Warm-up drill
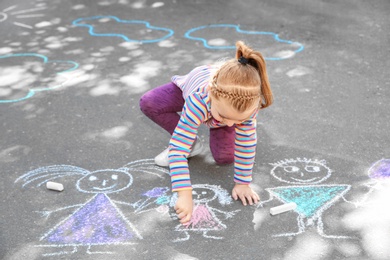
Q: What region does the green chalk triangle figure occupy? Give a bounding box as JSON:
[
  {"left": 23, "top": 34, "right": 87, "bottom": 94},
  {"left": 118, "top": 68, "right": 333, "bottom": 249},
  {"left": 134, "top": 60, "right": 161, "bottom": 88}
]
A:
[
  {"left": 265, "top": 185, "right": 351, "bottom": 238},
  {"left": 264, "top": 158, "right": 353, "bottom": 238},
  {"left": 268, "top": 185, "right": 350, "bottom": 218}
]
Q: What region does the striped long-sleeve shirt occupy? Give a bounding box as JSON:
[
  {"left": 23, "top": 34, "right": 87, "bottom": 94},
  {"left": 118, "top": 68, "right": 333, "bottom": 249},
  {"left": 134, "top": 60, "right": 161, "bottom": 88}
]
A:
[{"left": 169, "top": 65, "right": 258, "bottom": 192}]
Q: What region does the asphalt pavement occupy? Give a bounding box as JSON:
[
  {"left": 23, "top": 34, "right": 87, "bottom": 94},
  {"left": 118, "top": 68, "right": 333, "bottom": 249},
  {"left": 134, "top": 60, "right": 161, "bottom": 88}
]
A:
[{"left": 1, "top": 0, "right": 390, "bottom": 259}]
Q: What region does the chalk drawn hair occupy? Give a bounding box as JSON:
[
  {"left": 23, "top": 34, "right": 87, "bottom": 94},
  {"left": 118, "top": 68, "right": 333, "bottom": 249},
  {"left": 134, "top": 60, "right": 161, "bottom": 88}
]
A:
[
  {"left": 169, "top": 184, "right": 232, "bottom": 207},
  {"left": 270, "top": 157, "right": 329, "bottom": 167},
  {"left": 15, "top": 159, "right": 169, "bottom": 194}
]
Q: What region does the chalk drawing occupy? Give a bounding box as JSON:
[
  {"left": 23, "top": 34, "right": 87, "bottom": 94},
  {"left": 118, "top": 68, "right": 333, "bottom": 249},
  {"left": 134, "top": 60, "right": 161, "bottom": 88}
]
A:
[
  {"left": 0, "top": 53, "right": 79, "bottom": 103},
  {"left": 259, "top": 158, "right": 351, "bottom": 238},
  {"left": 342, "top": 159, "right": 390, "bottom": 259},
  {"left": 15, "top": 159, "right": 169, "bottom": 256},
  {"left": 0, "top": 4, "right": 46, "bottom": 29},
  {"left": 169, "top": 184, "right": 240, "bottom": 242},
  {"left": 368, "top": 158, "right": 390, "bottom": 180},
  {"left": 132, "top": 187, "right": 171, "bottom": 214},
  {"left": 184, "top": 24, "right": 304, "bottom": 60},
  {"left": 72, "top": 16, "right": 174, "bottom": 43},
  {"left": 349, "top": 158, "right": 390, "bottom": 207}
]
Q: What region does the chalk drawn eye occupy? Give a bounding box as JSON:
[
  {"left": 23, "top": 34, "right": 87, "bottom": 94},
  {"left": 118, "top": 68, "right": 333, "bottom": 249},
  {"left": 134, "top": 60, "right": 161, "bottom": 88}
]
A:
[
  {"left": 192, "top": 191, "right": 197, "bottom": 195},
  {"left": 202, "top": 191, "right": 207, "bottom": 195},
  {"left": 89, "top": 175, "right": 97, "bottom": 181},
  {"left": 111, "top": 174, "right": 118, "bottom": 180},
  {"left": 283, "top": 166, "right": 299, "bottom": 173},
  {"left": 305, "top": 166, "right": 321, "bottom": 172}
]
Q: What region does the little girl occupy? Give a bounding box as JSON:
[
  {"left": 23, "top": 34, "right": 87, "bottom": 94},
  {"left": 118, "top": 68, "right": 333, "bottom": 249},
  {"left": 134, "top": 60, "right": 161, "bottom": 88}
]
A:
[{"left": 140, "top": 41, "right": 273, "bottom": 224}]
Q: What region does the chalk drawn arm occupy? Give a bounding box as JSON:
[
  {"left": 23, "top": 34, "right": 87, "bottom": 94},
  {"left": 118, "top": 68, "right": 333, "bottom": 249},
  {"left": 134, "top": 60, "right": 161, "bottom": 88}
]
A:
[
  {"left": 341, "top": 182, "right": 377, "bottom": 207},
  {"left": 35, "top": 204, "right": 83, "bottom": 219},
  {"left": 257, "top": 194, "right": 274, "bottom": 208},
  {"left": 213, "top": 208, "right": 241, "bottom": 219},
  {"left": 111, "top": 199, "right": 139, "bottom": 208},
  {"left": 112, "top": 199, "right": 160, "bottom": 213}
]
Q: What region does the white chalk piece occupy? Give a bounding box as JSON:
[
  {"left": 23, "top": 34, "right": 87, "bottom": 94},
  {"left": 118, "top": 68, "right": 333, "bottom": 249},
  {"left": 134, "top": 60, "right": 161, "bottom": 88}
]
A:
[
  {"left": 270, "top": 202, "right": 297, "bottom": 215},
  {"left": 46, "top": 181, "right": 64, "bottom": 191}
]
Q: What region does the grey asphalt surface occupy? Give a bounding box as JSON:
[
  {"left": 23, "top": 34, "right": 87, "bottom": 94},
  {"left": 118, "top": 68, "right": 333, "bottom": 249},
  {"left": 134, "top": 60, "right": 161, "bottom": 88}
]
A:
[{"left": 1, "top": 0, "right": 390, "bottom": 259}]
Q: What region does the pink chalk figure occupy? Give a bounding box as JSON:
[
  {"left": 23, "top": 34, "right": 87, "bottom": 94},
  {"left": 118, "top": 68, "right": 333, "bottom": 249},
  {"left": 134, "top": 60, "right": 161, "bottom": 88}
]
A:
[
  {"left": 342, "top": 159, "right": 390, "bottom": 259},
  {"left": 170, "top": 184, "right": 239, "bottom": 242}
]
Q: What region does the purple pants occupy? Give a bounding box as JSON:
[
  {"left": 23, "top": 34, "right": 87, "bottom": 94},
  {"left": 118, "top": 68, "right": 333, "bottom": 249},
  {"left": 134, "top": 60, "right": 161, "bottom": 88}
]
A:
[{"left": 139, "top": 82, "right": 235, "bottom": 164}]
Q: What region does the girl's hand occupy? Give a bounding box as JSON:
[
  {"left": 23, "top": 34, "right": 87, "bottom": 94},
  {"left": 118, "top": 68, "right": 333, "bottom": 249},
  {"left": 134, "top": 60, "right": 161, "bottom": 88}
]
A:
[
  {"left": 232, "top": 184, "right": 260, "bottom": 206},
  {"left": 174, "top": 190, "right": 193, "bottom": 224}
]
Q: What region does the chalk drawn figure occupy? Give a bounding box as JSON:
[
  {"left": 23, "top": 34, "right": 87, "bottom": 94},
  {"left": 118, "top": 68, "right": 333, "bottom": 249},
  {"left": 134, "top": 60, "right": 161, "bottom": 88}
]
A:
[
  {"left": 259, "top": 158, "right": 351, "bottom": 238},
  {"left": 170, "top": 184, "right": 240, "bottom": 242},
  {"left": 72, "top": 16, "right": 174, "bottom": 43},
  {"left": 15, "top": 159, "right": 169, "bottom": 256},
  {"left": 133, "top": 187, "right": 171, "bottom": 214},
  {"left": 342, "top": 159, "right": 390, "bottom": 259}
]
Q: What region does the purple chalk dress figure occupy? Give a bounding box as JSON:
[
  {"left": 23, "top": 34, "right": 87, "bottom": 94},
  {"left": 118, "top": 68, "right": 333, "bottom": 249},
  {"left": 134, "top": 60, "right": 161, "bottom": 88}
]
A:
[
  {"left": 43, "top": 193, "right": 139, "bottom": 245},
  {"left": 15, "top": 160, "right": 168, "bottom": 256}
]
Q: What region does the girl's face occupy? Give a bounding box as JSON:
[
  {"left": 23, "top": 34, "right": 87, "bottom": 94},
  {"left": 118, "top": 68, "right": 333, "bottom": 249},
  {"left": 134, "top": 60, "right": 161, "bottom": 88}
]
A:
[
  {"left": 210, "top": 96, "right": 258, "bottom": 126},
  {"left": 77, "top": 169, "right": 133, "bottom": 193}
]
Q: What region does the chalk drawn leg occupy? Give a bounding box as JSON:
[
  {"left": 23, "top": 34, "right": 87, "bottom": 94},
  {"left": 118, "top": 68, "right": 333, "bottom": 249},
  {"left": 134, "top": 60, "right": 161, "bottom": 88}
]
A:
[
  {"left": 86, "top": 245, "right": 116, "bottom": 255},
  {"left": 272, "top": 215, "right": 305, "bottom": 237},
  {"left": 316, "top": 217, "right": 354, "bottom": 239},
  {"left": 203, "top": 231, "right": 223, "bottom": 240},
  {"left": 41, "top": 245, "right": 78, "bottom": 257},
  {"left": 173, "top": 231, "right": 190, "bottom": 242}
]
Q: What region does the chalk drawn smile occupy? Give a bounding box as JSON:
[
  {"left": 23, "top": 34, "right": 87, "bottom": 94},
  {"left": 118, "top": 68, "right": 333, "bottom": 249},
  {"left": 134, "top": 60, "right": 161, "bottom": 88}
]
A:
[
  {"left": 92, "top": 184, "right": 117, "bottom": 191},
  {"left": 290, "top": 176, "right": 319, "bottom": 183}
]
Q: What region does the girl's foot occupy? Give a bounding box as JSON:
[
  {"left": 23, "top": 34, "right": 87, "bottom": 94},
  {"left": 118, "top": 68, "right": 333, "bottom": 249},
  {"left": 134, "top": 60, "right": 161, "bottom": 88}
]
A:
[{"left": 154, "top": 138, "right": 203, "bottom": 167}]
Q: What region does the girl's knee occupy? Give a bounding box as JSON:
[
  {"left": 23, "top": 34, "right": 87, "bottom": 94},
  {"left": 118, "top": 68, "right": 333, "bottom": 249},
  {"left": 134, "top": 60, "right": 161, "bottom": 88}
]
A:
[
  {"left": 139, "top": 92, "right": 154, "bottom": 114},
  {"left": 214, "top": 155, "right": 234, "bottom": 165}
]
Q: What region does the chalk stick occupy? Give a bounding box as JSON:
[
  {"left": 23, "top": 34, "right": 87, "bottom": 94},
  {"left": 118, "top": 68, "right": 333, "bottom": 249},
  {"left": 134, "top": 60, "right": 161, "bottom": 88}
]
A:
[
  {"left": 46, "top": 181, "right": 64, "bottom": 191},
  {"left": 270, "top": 202, "right": 296, "bottom": 215}
]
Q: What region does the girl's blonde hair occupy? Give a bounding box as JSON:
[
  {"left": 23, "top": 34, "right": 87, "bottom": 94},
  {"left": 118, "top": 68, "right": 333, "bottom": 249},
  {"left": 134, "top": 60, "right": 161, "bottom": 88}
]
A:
[{"left": 210, "top": 41, "right": 273, "bottom": 112}]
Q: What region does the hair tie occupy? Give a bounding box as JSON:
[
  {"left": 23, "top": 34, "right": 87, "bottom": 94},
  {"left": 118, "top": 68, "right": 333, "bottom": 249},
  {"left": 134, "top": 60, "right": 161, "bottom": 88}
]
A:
[{"left": 238, "top": 56, "right": 249, "bottom": 65}]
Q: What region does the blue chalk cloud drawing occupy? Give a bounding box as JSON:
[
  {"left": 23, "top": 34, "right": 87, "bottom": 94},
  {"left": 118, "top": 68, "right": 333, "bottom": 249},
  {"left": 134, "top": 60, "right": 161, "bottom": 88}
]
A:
[
  {"left": 0, "top": 53, "right": 79, "bottom": 103},
  {"left": 185, "top": 24, "right": 304, "bottom": 60},
  {"left": 15, "top": 159, "right": 170, "bottom": 256},
  {"left": 72, "top": 16, "right": 174, "bottom": 43},
  {"left": 258, "top": 158, "right": 352, "bottom": 238}
]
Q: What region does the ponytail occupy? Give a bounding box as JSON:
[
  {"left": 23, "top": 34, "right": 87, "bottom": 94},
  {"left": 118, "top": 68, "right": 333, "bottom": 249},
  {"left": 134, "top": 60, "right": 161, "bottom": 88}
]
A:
[{"left": 235, "top": 41, "right": 273, "bottom": 109}]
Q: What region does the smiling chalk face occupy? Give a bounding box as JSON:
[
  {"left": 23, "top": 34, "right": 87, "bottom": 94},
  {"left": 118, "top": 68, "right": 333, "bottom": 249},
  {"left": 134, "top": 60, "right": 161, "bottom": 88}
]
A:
[
  {"left": 270, "top": 159, "right": 332, "bottom": 185},
  {"left": 77, "top": 169, "right": 133, "bottom": 194}
]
